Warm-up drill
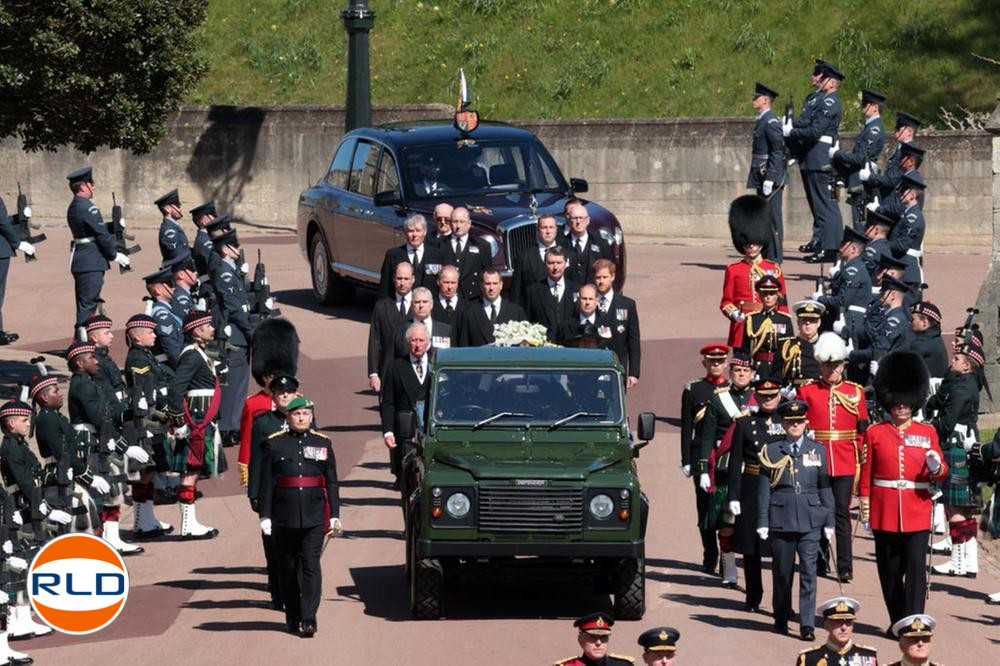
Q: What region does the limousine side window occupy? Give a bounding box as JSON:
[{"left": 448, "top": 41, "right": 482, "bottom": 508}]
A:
[
  {"left": 325, "top": 138, "right": 355, "bottom": 188},
  {"left": 375, "top": 150, "right": 400, "bottom": 196},
  {"left": 348, "top": 141, "right": 378, "bottom": 197}
]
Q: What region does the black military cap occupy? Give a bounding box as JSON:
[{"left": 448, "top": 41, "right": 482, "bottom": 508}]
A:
[
  {"left": 637, "top": 627, "right": 680, "bottom": 653},
  {"left": 154, "top": 189, "right": 181, "bottom": 209},
  {"left": 730, "top": 350, "right": 752, "bottom": 367},
  {"left": 818, "top": 596, "right": 860, "bottom": 621},
  {"left": 957, "top": 340, "right": 985, "bottom": 366},
  {"left": 778, "top": 399, "right": 808, "bottom": 420},
  {"left": 794, "top": 299, "right": 825, "bottom": 319},
  {"left": 900, "top": 171, "right": 926, "bottom": 191},
  {"left": 67, "top": 166, "right": 94, "bottom": 184},
  {"left": 900, "top": 142, "right": 926, "bottom": 162},
  {"left": 143, "top": 265, "right": 173, "bottom": 285},
  {"left": 878, "top": 254, "right": 908, "bottom": 272},
  {"left": 29, "top": 375, "right": 59, "bottom": 403},
  {"left": 125, "top": 314, "right": 157, "bottom": 331},
  {"left": 754, "top": 82, "right": 778, "bottom": 99},
  {"left": 189, "top": 200, "right": 216, "bottom": 220},
  {"left": 166, "top": 251, "right": 197, "bottom": 273},
  {"left": 183, "top": 311, "right": 214, "bottom": 334},
  {"left": 269, "top": 374, "right": 300, "bottom": 393},
  {"left": 574, "top": 612, "right": 614, "bottom": 636},
  {"left": 812, "top": 59, "right": 830, "bottom": 76},
  {"left": 753, "top": 375, "right": 783, "bottom": 396},
  {"left": 754, "top": 274, "right": 782, "bottom": 292},
  {"left": 65, "top": 340, "right": 96, "bottom": 363},
  {"left": 205, "top": 213, "right": 232, "bottom": 236},
  {"left": 0, "top": 400, "right": 33, "bottom": 420},
  {"left": 820, "top": 62, "right": 845, "bottom": 81},
  {"left": 84, "top": 314, "right": 113, "bottom": 333},
  {"left": 880, "top": 275, "right": 911, "bottom": 294},
  {"left": 865, "top": 209, "right": 895, "bottom": 229},
  {"left": 212, "top": 228, "right": 240, "bottom": 248},
  {"left": 910, "top": 301, "right": 941, "bottom": 324},
  {"left": 895, "top": 111, "right": 921, "bottom": 130},
  {"left": 568, "top": 323, "right": 611, "bottom": 349},
  {"left": 860, "top": 88, "right": 886, "bottom": 106},
  {"left": 841, "top": 226, "right": 868, "bottom": 246}
]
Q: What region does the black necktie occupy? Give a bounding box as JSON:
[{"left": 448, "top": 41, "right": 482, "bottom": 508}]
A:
[
  {"left": 414, "top": 360, "right": 424, "bottom": 383},
  {"left": 445, "top": 300, "right": 454, "bottom": 315},
  {"left": 489, "top": 304, "right": 497, "bottom": 323},
  {"left": 398, "top": 299, "right": 406, "bottom": 316},
  {"left": 576, "top": 238, "right": 584, "bottom": 255},
  {"left": 791, "top": 441, "right": 799, "bottom": 456}
]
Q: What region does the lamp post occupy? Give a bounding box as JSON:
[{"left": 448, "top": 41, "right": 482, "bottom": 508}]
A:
[{"left": 341, "top": 0, "right": 375, "bottom": 133}]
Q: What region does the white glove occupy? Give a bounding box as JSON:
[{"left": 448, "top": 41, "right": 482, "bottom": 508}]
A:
[
  {"left": 782, "top": 120, "right": 792, "bottom": 137},
  {"left": 859, "top": 163, "right": 871, "bottom": 181},
  {"left": 828, "top": 144, "right": 838, "bottom": 160},
  {"left": 137, "top": 396, "right": 149, "bottom": 411},
  {"left": 17, "top": 241, "right": 35, "bottom": 256},
  {"left": 38, "top": 500, "right": 49, "bottom": 516},
  {"left": 11, "top": 510, "right": 22, "bottom": 526},
  {"left": 823, "top": 526, "right": 835, "bottom": 541},
  {"left": 328, "top": 518, "right": 343, "bottom": 536},
  {"left": 260, "top": 518, "right": 272, "bottom": 536},
  {"left": 125, "top": 446, "right": 150, "bottom": 464},
  {"left": 828, "top": 262, "right": 841, "bottom": 278},
  {"left": 729, "top": 310, "right": 745, "bottom": 323},
  {"left": 779, "top": 385, "right": 797, "bottom": 401},
  {"left": 241, "top": 262, "right": 250, "bottom": 275},
  {"left": 264, "top": 297, "right": 275, "bottom": 310},
  {"left": 846, "top": 339, "right": 855, "bottom": 354},
  {"left": 115, "top": 252, "right": 131, "bottom": 267},
  {"left": 105, "top": 438, "right": 117, "bottom": 452},
  {"left": 698, "top": 473, "right": 711, "bottom": 492},
  {"left": 925, "top": 449, "right": 942, "bottom": 474},
  {"left": 681, "top": 464, "right": 692, "bottom": 478},
  {"left": 757, "top": 527, "right": 769, "bottom": 541},
  {"left": 865, "top": 201, "right": 879, "bottom": 212},
  {"left": 811, "top": 289, "right": 823, "bottom": 301},
  {"left": 762, "top": 180, "right": 774, "bottom": 196},
  {"left": 48, "top": 509, "right": 73, "bottom": 525},
  {"left": 870, "top": 360, "right": 879, "bottom": 376},
  {"left": 833, "top": 318, "right": 846, "bottom": 335},
  {"left": 90, "top": 475, "right": 111, "bottom": 494},
  {"left": 7, "top": 556, "right": 27, "bottom": 573},
  {"left": 728, "top": 501, "right": 741, "bottom": 516},
  {"left": 2, "top": 540, "right": 12, "bottom": 555},
  {"left": 66, "top": 467, "right": 73, "bottom": 482},
  {"left": 224, "top": 324, "right": 232, "bottom": 337},
  {"left": 173, "top": 424, "right": 190, "bottom": 439}
]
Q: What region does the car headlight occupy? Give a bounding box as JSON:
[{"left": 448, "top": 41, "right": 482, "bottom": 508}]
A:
[
  {"left": 22, "top": 206, "right": 31, "bottom": 218},
  {"left": 598, "top": 226, "right": 623, "bottom": 246},
  {"left": 481, "top": 234, "right": 501, "bottom": 259},
  {"left": 589, "top": 493, "right": 614, "bottom": 519},
  {"left": 446, "top": 492, "right": 471, "bottom": 518}
]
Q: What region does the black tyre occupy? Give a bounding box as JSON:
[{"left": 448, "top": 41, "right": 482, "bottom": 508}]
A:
[
  {"left": 309, "top": 232, "right": 352, "bottom": 306},
  {"left": 613, "top": 557, "right": 645, "bottom": 620},
  {"left": 411, "top": 557, "right": 444, "bottom": 620}
]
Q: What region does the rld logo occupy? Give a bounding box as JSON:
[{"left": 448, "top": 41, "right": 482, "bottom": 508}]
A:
[{"left": 27, "top": 533, "right": 130, "bottom": 635}]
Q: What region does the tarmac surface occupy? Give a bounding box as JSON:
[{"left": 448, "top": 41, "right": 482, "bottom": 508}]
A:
[{"left": 1, "top": 224, "right": 997, "bottom": 664}]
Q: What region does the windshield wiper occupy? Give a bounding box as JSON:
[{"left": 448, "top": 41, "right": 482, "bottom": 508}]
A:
[
  {"left": 548, "top": 411, "right": 605, "bottom": 430},
  {"left": 472, "top": 411, "right": 532, "bottom": 430}
]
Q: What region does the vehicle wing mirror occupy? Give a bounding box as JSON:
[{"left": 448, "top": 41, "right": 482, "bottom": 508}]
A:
[
  {"left": 396, "top": 410, "right": 416, "bottom": 440},
  {"left": 636, "top": 412, "right": 655, "bottom": 443},
  {"left": 569, "top": 177, "right": 589, "bottom": 194},
  {"left": 374, "top": 190, "right": 402, "bottom": 207}
]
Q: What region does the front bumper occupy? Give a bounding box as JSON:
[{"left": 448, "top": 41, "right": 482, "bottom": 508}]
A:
[{"left": 416, "top": 539, "right": 644, "bottom": 558}]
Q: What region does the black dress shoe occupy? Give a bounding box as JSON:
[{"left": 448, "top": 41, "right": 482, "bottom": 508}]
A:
[
  {"left": 269, "top": 598, "right": 284, "bottom": 611},
  {"left": 838, "top": 572, "right": 853, "bottom": 583},
  {"left": 182, "top": 528, "right": 220, "bottom": 540},
  {"left": 0, "top": 331, "right": 19, "bottom": 345},
  {"left": 744, "top": 601, "right": 759, "bottom": 613},
  {"left": 798, "top": 241, "right": 819, "bottom": 253},
  {"left": 286, "top": 622, "right": 300, "bottom": 635},
  {"left": 300, "top": 621, "right": 317, "bottom": 637},
  {"left": 804, "top": 250, "right": 838, "bottom": 264},
  {"left": 800, "top": 627, "right": 815, "bottom": 642},
  {"left": 10, "top": 654, "right": 33, "bottom": 665},
  {"left": 773, "top": 622, "right": 788, "bottom": 635}
]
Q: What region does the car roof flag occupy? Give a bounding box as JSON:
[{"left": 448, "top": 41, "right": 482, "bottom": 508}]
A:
[{"left": 458, "top": 67, "right": 470, "bottom": 110}]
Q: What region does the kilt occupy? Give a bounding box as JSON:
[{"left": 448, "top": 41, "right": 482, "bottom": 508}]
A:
[
  {"left": 732, "top": 471, "right": 766, "bottom": 555},
  {"left": 168, "top": 395, "right": 225, "bottom": 475},
  {"left": 940, "top": 444, "right": 977, "bottom": 508}
]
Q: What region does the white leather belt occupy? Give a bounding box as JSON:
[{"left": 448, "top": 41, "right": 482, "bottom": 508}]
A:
[
  {"left": 154, "top": 354, "right": 168, "bottom": 362},
  {"left": 73, "top": 423, "right": 96, "bottom": 434},
  {"left": 186, "top": 389, "right": 215, "bottom": 397},
  {"left": 906, "top": 248, "right": 923, "bottom": 258},
  {"left": 72, "top": 237, "right": 95, "bottom": 244},
  {"left": 752, "top": 154, "right": 769, "bottom": 159},
  {"left": 241, "top": 304, "right": 250, "bottom": 312},
  {"left": 874, "top": 479, "right": 929, "bottom": 490},
  {"left": 820, "top": 135, "right": 834, "bottom": 144},
  {"left": 848, "top": 305, "right": 867, "bottom": 314},
  {"left": 159, "top": 387, "right": 168, "bottom": 396},
  {"left": 115, "top": 390, "right": 124, "bottom": 401},
  {"left": 871, "top": 287, "right": 880, "bottom": 295}
]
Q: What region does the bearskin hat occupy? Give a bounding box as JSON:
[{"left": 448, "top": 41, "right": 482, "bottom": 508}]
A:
[
  {"left": 813, "top": 332, "right": 848, "bottom": 363},
  {"left": 874, "top": 350, "right": 930, "bottom": 411},
  {"left": 250, "top": 318, "right": 299, "bottom": 387},
  {"left": 728, "top": 195, "right": 772, "bottom": 254}
]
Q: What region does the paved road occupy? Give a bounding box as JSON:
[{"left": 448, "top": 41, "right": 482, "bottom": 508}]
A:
[{"left": 3, "top": 225, "right": 996, "bottom": 664}]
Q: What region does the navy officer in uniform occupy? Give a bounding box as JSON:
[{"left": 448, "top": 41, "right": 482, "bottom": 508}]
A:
[
  {"left": 553, "top": 612, "right": 634, "bottom": 666},
  {"left": 155, "top": 188, "right": 189, "bottom": 263},
  {"left": 887, "top": 614, "right": 940, "bottom": 666},
  {"left": 636, "top": 626, "right": 679, "bottom": 665},
  {"left": 258, "top": 396, "right": 341, "bottom": 637},
  {"left": 747, "top": 82, "right": 786, "bottom": 262},
  {"left": 758, "top": 400, "right": 834, "bottom": 641},
  {"left": 66, "top": 167, "right": 128, "bottom": 331},
  {"left": 796, "top": 597, "right": 878, "bottom": 665}
]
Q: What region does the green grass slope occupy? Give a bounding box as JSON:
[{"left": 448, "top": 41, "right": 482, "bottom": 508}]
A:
[{"left": 193, "top": 0, "right": 998, "bottom": 125}]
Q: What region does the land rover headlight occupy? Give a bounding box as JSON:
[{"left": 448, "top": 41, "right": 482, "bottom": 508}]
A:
[
  {"left": 589, "top": 493, "right": 614, "bottom": 519},
  {"left": 446, "top": 492, "right": 471, "bottom": 518},
  {"left": 598, "top": 226, "right": 623, "bottom": 246},
  {"left": 481, "top": 234, "right": 501, "bottom": 259}
]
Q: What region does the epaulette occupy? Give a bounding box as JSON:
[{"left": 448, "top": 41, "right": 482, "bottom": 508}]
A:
[
  {"left": 552, "top": 657, "right": 579, "bottom": 666},
  {"left": 800, "top": 379, "right": 816, "bottom": 387},
  {"left": 714, "top": 385, "right": 729, "bottom": 394},
  {"left": 309, "top": 429, "right": 329, "bottom": 440},
  {"left": 267, "top": 430, "right": 285, "bottom": 439},
  {"left": 683, "top": 379, "right": 697, "bottom": 392},
  {"left": 855, "top": 644, "right": 878, "bottom": 653},
  {"left": 609, "top": 655, "right": 634, "bottom": 664},
  {"left": 844, "top": 380, "right": 864, "bottom": 391},
  {"left": 798, "top": 645, "right": 822, "bottom": 654}
]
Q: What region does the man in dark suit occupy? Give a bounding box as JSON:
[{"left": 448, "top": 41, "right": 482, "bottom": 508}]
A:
[
  {"left": 560, "top": 199, "right": 613, "bottom": 284},
  {"left": 385, "top": 287, "right": 450, "bottom": 368},
  {"left": 525, "top": 246, "right": 579, "bottom": 342},
  {"left": 432, "top": 265, "right": 462, "bottom": 326},
  {"left": 443, "top": 206, "right": 492, "bottom": 300},
  {"left": 367, "top": 261, "right": 414, "bottom": 393},
  {"left": 455, "top": 268, "right": 526, "bottom": 347},
  {"left": 426, "top": 203, "right": 454, "bottom": 249},
  {"left": 378, "top": 213, "right": 445, "bottom": 299},
  {"left": 593, "top": 258, "right": 641, "bottom": 389},
  {"left": 758, "top": 400, "right": 835, "bottom": 641},
  {"left": 559, "top": 283, "right": 613, "bottom": 346},
  {"left": 511, "top": 214, "right": 564, "bottom": 305},
  {"left": 380, "top": 322, "right": 431, "bottom": 487}
]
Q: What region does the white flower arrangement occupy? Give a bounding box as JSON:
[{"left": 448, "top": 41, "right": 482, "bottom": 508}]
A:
[{"left": 492, "top": 320, "right": 549, "bottom": 347}]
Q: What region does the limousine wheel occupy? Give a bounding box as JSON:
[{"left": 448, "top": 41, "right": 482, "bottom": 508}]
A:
[{"left": 310, "top": 233, "right": 351, "bottom": 306}]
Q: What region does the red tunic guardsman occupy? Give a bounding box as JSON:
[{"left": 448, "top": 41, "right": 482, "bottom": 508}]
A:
[
  {"left": 720, "top": 195, "right": 788, "bottom": 347},
  {"left": 798, "top": 332, "right": 869, "bottom": 581},
  {"left": 859, "top": 351, "right": 948, "bottom": 628}
]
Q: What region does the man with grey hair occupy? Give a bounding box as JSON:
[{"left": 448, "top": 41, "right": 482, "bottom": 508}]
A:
[
  {"left": 432, "top": 264, "right": 462, "bottom": 326},
  {"left": 386, "top": 286, "right": 450, "bottom": 369},
  {"left": 380, "top": 321, "right": 430, "bottom": 489},
  {"left": 427, "top": 202, "right": 454, "bottom": 248},
  {"left": 378, "top": 213, "right": 445, "bottom": 299}
]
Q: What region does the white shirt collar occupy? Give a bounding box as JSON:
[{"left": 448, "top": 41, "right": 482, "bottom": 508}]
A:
[
  {"left": 865, "top": 114, "right": 880, "bottom": 125},
  {"left": 600, "top": 288, "right": 615, "bottom": 303},
  {"left": 580, "top": 312, "right": 596, "bottom": 324},
  {"left": 484, "top": 296, "right": 502, "bottom": 310},
  {"left": 571, "top": 232, "right": 589, "bottom": 247},
  {"left": 396, "top": 292, "right": 410, "bottom": 305},
  {"left": 548, "top": 277, "right": 565, "bottom": 290}
]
